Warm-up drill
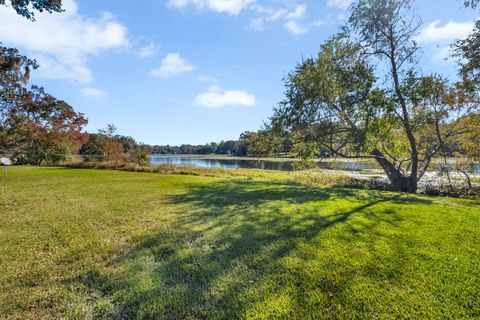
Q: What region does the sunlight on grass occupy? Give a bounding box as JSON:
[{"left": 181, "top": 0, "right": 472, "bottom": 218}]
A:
[{"left": 1, "top": 167, "right": 479, "bottom": 319}]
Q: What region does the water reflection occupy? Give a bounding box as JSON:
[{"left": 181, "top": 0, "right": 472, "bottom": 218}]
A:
[
  {"left": 148, "top": 155, "right": 378, "bottom": 172},
  {"left": 149, "top": 155, "right": 295, "bottom": 171}
]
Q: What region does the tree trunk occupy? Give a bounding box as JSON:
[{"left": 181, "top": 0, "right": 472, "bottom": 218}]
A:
[
  {"left": 389, "top": 175, "right": 418, "bottom": 193},
  {"left": 371, "top": 150, "right": 418, "bottom": 193}
]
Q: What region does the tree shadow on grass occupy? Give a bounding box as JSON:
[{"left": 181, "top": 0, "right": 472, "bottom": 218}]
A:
[{"left": 68, "top": 180, "right": 432, "bottom": 319}]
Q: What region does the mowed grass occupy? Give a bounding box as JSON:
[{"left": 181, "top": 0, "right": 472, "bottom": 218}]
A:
[{"left": 0, "top": 167, "right": 479, "bottom": 319}]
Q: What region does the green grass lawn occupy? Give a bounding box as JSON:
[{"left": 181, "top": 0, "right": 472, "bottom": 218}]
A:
[{"left": 1, "top": 167, "right": 479, "bottom": 319}]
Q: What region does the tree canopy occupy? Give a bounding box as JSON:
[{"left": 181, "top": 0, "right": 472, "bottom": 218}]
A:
[
  {"left": 463, "top": 0, "right": 479, "bottom": 8},
  {"left": 3, "top": 86, "right": 88, "bottom": 164},
  {"left": 454, "top": 2, "right": 480, "bottom": 89},
  {"left": 0, "top": 0, "right": 63, "bottom": 20},
  {"left": 1, "top": 45, "right": 88, "bottom": 164}
]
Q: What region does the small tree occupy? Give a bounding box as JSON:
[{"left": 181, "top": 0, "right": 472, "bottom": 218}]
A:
[{"left": 95, "top": 125, "right": 124, "bottom": 162}]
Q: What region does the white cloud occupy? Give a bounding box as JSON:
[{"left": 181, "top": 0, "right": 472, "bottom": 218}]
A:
[
  {"left": 195, "top": 85, "right": 256, "bottom": 108},
  {"left": 249, "top": 7, "right": 286, "bottom": 31},
  {"left": 197, "top": 74, "right": 219, "bottom": 83},
  {"left": 149, "top": 53, "right": 196, "bottom": 78},
  {"left": 337, "top": 13, "right": 347, "bottom": 21},
  {"left": 138, "top": 43, "right": 160, "bottom": 58},
  {"left": 250, "top": 4, "right": 310, "bottom": 35},
  {"left": 312, "top": 19, "right": 330, "bottom": 27},
  {"left": 168, "top": 0, "right": 312, "bottom": 35},
  {"left": 249, "top": 17, "right": 266, "bottom": 30},
  {"left": 327, "top": 0, "right": 353, "bottom": 9},
  {"left": 286, "top": 4, "right": 306, "bottom": 20},
  {"left": 80, "top": 87, "right": 107, "bottom": 99},
  {"left": 267, "top": 8, "right": 288, "bottom": 21},
  {"left": 414, "top": 20, "right": 475, "bottom": 64},
  {"left": 284, "top": 20, "right": 308, "bottom": 35},
  {"left": 415, "top": 20, "right": 475, "bottom": 43},
  {"left": 167, "top": 0, "right": 256, "bottom": 15},
  {"left": 32, "top": 53, "right": 92, "bottom": 83},
  {"left": 0, "top": 0, "right": 129, "bottom": 84}
]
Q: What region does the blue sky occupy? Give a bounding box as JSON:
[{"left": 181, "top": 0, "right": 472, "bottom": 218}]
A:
[{"left": 0, "top": 0, "right": 477, "bottom": 145}]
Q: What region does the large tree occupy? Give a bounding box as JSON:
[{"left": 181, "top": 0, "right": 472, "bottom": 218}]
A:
[
  {"left": 1, "top": 43, "right": 87, "bottom": 166},
  {"left": 0, "top": 0, "right": 87, "bottom": 164},
  {"left": 275, "top": 0, "right": 479, "bottom": 193}
]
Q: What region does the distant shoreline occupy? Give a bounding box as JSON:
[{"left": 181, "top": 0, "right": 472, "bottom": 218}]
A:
[{"left": 148, "top": 154, "right": 377, "bottom": 163}]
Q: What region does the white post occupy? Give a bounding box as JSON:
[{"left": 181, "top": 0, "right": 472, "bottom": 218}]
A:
[{"left": 1, "top": 158, "right": 11, "bottom": 177}]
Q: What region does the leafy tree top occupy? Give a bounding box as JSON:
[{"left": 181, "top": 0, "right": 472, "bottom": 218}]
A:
[{"left": 0, "top": 0, "right": 63, "bottom": 20}]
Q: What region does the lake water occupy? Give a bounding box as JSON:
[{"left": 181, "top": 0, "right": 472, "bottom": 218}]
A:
[{"left": 148, "top": 155, "right": 378, "bottom": 171}]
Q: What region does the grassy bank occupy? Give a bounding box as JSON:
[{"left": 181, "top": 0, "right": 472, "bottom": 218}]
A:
[
  {"left": 66, "top": 161, "right": 364, "bottom": 189},
  {"left": 1, "top": 167, "right": 479, "bottom": 319},
  {"left": 67, "top": 161, "right": 479, "bottom": 197}
]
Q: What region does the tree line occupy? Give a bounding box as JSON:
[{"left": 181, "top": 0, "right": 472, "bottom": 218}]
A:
[
  {"left": 149, "top": 129, "right": 293, "bottom": 157},
  {"left": 80, "top": 127, "right": 293, "bottom": 159}
]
